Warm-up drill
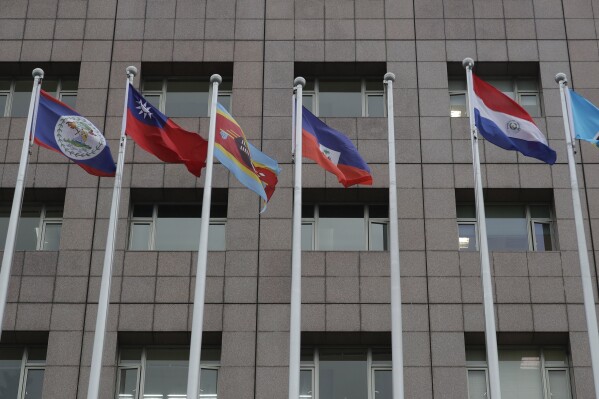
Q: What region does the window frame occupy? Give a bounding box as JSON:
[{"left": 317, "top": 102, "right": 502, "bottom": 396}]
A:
[
  {"left": 457, "top": 203, "right": 555, "bottom": 252},
  {"left": 303, "top": 78, "right": 386, "bottom": 117},
  {"left": 301, "top": 204, "right": 389, "bottom": 251},
  {"left": 465, "top": 346, "right": 572, "bottom": 399},
  {"left": 2, "top": 78, "right": 78, "bottom": 117},
  {"left": 300, "top": 347, "right": 392, "bottom": 399},
  {"left": 0, "top": 203, "right": 63, "bottom": 251},
  {"left": 115, "top": 346, "right": 220, "bottom": 399},
  {"left": 128, "top": 203, "right": 227, "bottom": 251},
  {"left": 449, "top": 76, "right": 543, "bottom": 118},
  {"left": 141, "top": 77, "right": 233, "bottom": 117},
  {"left": 0, "top": 346, "right": 47, "bottom": 399}
]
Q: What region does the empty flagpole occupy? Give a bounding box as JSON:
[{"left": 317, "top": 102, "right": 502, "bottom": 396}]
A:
[
  {"left": 383, "top": 73, "right": 405, "bottom": 399},
  {"left": 463, "top": 58, "right": 502, "bottom": 399},
  {"left": 0, "top": 68, "right": 43, "bottom": 338},
  {"left": 289, "top": 76, "right": 306, "bottom": 399},
  {"left": 187, "top": 74, "right": 222, "bottom": 399},
  {"left": 556, "top": 73, "right": 599, "bottom": 398},
  {"left": 87, "top": 65, "right": 137, "bottom": 399}
]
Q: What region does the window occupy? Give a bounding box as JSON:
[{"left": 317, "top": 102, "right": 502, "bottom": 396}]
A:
[
  {"left": 300, "top": 347, "right": 391, "bottom": 399},
  {"left": 141, "top": 79, "right": 232, "bottom": 117},
  {"left": 301, "top": 204, "right": 388, "bottom": 251},
  {"left": 0, "top": 347, "right": 46, "bottom": 399},
  {"left": 457, "top": 203, "right": 554, "bottom": 252},
  {"left": 303, "top": 79, "right": 385, "bottom": 117},
  {"left": 116, "top": 347, "right": 219, "bottom": 399},
  {"left": 0, "top": 78, "right": 78, "bottom": 117},
  {"left": 129, "top": 203, "right": 226, "bottom": 251},
  {"left": 449, "top": 77, "right": 541, "bottom": 118},
  {"left": 466, "top": 347, "right": 572, "bottom": 399},
  {"left": 0, "top": 204, "right": 63, "bottom": 251}
]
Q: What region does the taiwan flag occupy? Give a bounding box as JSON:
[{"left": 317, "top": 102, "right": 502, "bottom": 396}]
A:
[
  {"left": 302, "top": 107, "right": 372, "bottom": 187},
  {"left": 125, "top": 84, "right": 207, "bottom": 176},
  {"left": 34, "top": 90, "right": 116, "bottom": 176}
]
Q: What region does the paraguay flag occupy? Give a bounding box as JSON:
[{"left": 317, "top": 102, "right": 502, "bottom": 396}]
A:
[
  {"left": 472, "top": 74, "right": 556, "bottom": 164},
  {"left": 34, "top": 90, "right": 116, "bottom": 176},
  {"left": 126, "top": 84, "right": 207, "bottom": 176},
  {"left": 214, "top": 103, "right": 280, "bottom": 212},
  {"left": 302, "top": 107, "right": 372, "bottom": 187}
]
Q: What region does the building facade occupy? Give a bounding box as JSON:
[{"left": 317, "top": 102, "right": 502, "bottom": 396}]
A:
[{"left": 0, "top": 0, "right": 596, "bottom": 398}]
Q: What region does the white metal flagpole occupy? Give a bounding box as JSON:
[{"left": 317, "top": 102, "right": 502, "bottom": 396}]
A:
[
  {"left": 383, "top": 72, "right": 405, "bottom": 399},
  {"left": 288, "top": 76, "right": 305, "bottom": 399},
  {"left": 0, "top": 68, "right": 44, "bottom": 339},
  {"left": 87, "top": 65, "right": 137, "bottom": 399},
  {"left": 187, "top": 73, "right": 221, "bottom": 399},
  {"left": 463, "top": 58, "right": 502, "bottom": 399},
  {"left": 556, "top": 72, "right": 599, "bottom": 398}
]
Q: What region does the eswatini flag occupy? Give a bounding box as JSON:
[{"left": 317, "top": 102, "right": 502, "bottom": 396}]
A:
[
  {"left": 125, "top": 84, "right": 207, "bottom": 176},
  {"left": 472, "top": 74, "right": 556, "bottom": 164},
  {"left": 302, "top": 107, "right": 372, "bottom": 187}
]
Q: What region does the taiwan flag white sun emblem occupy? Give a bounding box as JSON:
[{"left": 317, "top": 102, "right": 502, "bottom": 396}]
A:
[{"left": 54, "top": 116, "right": 106, "bottom": 160}]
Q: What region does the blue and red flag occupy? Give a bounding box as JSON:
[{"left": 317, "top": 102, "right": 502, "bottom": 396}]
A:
[
  {"left": 126, "top": 84, "right": 207, "bottom": 176},
  {"left": 302, "top": 107, "right": 372, "bottom": 187},
  {"left": 214, "top": 103, "right": 280, "bottom": 211},
  {"left": 34, "top": 90, "right": 116, "bottom": 176}
]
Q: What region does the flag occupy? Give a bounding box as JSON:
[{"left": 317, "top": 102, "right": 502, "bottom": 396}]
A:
[
  {"left": 214, "top": 103, "right": 279, "bottom": 211},
  {"left": 302, "top": 107, "right": 372, "bottom": 187},
  {"left": 126, "top": 84, "right": 207, "bottom": 176},
  {"left": 567, "top": 88, "right": 599, "bottom": 146},
  {"left": 34, "top": 90, "right": 116, "bottom": 176},
  {"left": 471, "top": 74, "right": 556, "bottom": 164}
]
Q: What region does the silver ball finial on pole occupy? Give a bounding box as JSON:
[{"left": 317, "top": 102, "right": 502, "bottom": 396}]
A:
[
  {"left": 32, "top": 68, "right": 44, "bottom": 79},
  {"left": 294, "top": 77, "right": 306, "bottom": 88},
  {"left": 126, "top": 66, "right": 138, "bottom": 77},
  {"left": 210, "top": 74, "right": 222, "bottom": 84},
  {"left": 462, "top": 58, "right": 475, "bottom": 69},
  {"left": 384, "top": 72, "right": 396, "bottom": 83},
  {"left": 555, "top": 73, "right": 568, "bottom": 85}
]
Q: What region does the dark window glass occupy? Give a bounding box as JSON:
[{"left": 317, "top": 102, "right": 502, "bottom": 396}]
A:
[
  {"left": 318, "top": 80, "right": 362, "bottom": 117},
  {"left": 319, "top": 348, "right": 368, "bottom": 399}
]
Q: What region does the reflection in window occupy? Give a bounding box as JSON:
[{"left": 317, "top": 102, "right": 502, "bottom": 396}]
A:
[
  {"left": 0, "top": 347, "right": 46, "bottom": 399},
  {"left": 129, "top": 204, "right": 226, "bottom": 251},
  {"left": 142, "top": 79, "right": 232, "bottom": 117},
  {"left": 466, "top": 347, "right": 571, "bottom": 399},
  {"left": 0, "top": 79, "right": 78, "bottom": 117},
  {"left": 0, "top": 204, "right": 63, "bottom": 251},
  {"left": 457, "top": 203, "right": 554, "bottom": 252},
  {"left": 116, "top": 347, "right": 220, "bottom": 399},
  {"left": 449, "top": 77, "right": 541, "bottom": 118},
  {"left": 302, "top": 205, "right": 388, "bottom": 251},
  {"left": 301, "top": 347, "right": 391, "bottom": 399},
  {"left": 303, "top": 79, "right": 385, "bottom": 117}
]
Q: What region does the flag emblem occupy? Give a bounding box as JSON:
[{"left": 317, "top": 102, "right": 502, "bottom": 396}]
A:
[
  {"left": 506, "top": 120, "right": 520, "bottom": 132},
  {"left": 135, "top": 99, "right": 153, "bottom": 119},
  {"left": 54, "top": 116, "right": 106, "bottom": 160},
  {"left": 319, "top": 144, "right": 340, "bottom": 165}
]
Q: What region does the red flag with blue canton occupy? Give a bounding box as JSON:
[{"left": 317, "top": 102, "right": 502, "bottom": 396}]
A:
[
  {"left": 125, "top": 84, "right": 207, "bottom": 176},
  {"left": 34, "top": 90, "right": 116, "bottom": 177},
  {"left": 302, "top": 107, "right": 372, "bottom": 187}
]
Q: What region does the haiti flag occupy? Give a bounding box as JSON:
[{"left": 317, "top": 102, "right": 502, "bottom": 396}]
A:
[
  {"left": 126, "top": 84, "right": 207, "bottom": 176},
  {"left": 34, "top": 90, "right": 116, "bottom": 176},
  {"left": 302, "top": 107, "right": 372, "bottom": 187}
]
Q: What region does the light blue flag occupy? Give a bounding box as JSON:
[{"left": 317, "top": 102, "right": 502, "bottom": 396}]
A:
[{"left": 569, "top": 88, "right": 599, "bottom": 146}]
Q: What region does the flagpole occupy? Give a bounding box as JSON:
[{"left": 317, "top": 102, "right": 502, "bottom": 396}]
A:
[
  {"left": 86, "top": 65, "right": 137, "bottom": 399},
  {"left": 463, "top": 58, "right": 502, "bottom": 399},
  {"left": 383, "top": 73, "right": 404, "bottom": 399},
  {"left": 187, "top": 74, "right": 221, "bottom": 399},
  {"left": 289, "top": 76, "right": 305, "bottom": 399},
  {"left": 0, "top": 68, "right": 43, "bottom": 339},
  {"left": 556, "top": 72, "right": 599, "bottom": 398}
]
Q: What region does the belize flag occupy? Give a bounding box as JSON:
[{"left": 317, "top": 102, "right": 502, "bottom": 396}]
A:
[
  {"left": 472, "top": 74, "right": 556, "bottom": 164},
  {"left": 126, "top": 84, "right": 207, "bottom": 176},
  {"left": 566, "top": 88, "right": 599, "bottom": 146},
  {"left": 302, "top": 107, "right": 372, "bottom": 187},
  {"left": 214, "top": 103, "right": 280, "bottom": 212},
  {"left": 34, "top": 90, "right": 116, "bottom": 176}
]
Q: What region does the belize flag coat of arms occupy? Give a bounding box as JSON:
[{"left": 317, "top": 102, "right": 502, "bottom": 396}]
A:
[{"left": 34, "top": 90, "right": 116, "bottom": 176}]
